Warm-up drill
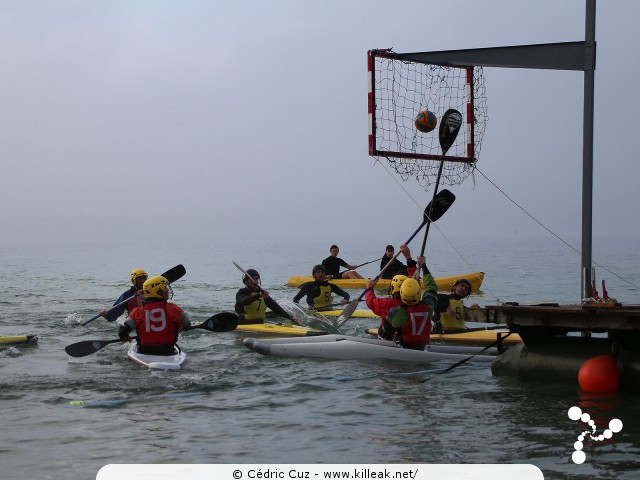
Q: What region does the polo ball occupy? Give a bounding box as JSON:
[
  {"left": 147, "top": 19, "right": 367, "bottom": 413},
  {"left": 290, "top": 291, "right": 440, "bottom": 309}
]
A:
[
  {"left": 415, "top": 110, "right": 437, "bottom": 133},
  {"left": 69, "top": 400, "right": 85, "bottom": 407}
]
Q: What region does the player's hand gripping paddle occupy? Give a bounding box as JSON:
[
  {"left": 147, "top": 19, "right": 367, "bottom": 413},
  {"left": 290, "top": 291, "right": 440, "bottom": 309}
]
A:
[
  {"left": 81, "top": 264, "right": 187, "bottom": 326},
  {"left": 232, "top": 262, "right": 301, "bottom": 325},
  {"left": 336, "top": 189, "right": 455, "bottom": 328}
]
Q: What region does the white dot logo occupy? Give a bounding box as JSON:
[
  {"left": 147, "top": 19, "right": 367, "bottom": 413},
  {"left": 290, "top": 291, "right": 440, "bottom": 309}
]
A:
[{"left": 568, "top": 406, "right": 623, "bottom": 464}]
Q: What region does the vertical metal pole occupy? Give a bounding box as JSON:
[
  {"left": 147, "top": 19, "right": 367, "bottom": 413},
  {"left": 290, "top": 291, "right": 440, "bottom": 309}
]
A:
[{"left": 581, "top": 0, "right": 596, "bottom": 301}]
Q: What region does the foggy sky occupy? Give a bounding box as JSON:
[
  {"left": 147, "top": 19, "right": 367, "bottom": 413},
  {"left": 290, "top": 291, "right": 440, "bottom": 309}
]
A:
[{"left": 1, "top": 0, "right": 638, "bottom": 249}]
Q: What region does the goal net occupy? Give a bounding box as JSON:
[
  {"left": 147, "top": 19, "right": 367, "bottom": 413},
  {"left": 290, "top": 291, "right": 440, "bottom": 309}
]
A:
[{"left": 368, "top": 49, "right": 488, "bottom": 189}]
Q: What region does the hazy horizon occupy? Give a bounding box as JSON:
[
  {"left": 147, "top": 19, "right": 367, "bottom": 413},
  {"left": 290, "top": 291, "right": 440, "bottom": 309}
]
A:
[{"left": 1, "top": 1, "right": 638, "bottom": 254}]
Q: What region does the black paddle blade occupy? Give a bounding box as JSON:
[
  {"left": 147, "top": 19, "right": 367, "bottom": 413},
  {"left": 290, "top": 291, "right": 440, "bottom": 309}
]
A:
[
  {"left": 438, "top": 109, "right": 463, "bottom": 155},
  {"left": 162, "top": 264, "right": 186, "bottom": 284},
  {"left": 198, "top": 312, "right": 239, "bottom": 332},
  {"left": 65, "top": 338, "right": 122, "bottom": 358},
  {"left": 422, "top": 189, "right": 455, "bottom": 223}
]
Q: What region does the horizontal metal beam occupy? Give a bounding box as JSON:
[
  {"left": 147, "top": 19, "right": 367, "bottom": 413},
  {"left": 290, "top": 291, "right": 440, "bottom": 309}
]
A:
[{"left": 394, "top": 41, "right": 595, "bottom": 71}]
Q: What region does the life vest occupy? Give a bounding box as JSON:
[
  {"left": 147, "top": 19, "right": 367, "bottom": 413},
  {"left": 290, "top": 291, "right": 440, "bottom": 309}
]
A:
[
  {"left": 440, "top": 298, "right": 465, "bottom": 330},
  {"left": 127, "top": 291, "right": 144, "bottom": 314},
  {"left": 312, "top": 284, "right": 333, "bottom": 308},
  {"left": 129, "top": 301, "right": 183, "bottom": 346},
  {"left": 241, "top": 296, "right": 267, "bottom": 322},
  {"left": 388, "top": 303, "right": 431, "bottom": 350}
]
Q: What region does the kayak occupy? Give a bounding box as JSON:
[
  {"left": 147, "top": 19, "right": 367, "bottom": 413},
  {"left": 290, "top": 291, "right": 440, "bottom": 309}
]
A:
[
  {"left": 431, "top": 330, "right": 521, "bottom": 345},
  {"left": 286, "top": 271, "right": 484, "bottom": 291},
  {"left": 366, "top": 328, "right": 522, "bottom": 345},
  {"left": 268, "top": 309, "right": 377, "bottom": 319},
  {"left": 0, "top": 334, "right": 38, "bottom": 345},
  {"left": 244, "top": 334, "right": 496, "bottom": 363},
  {"left": 236, "top": 323, "right": 328, "bottom": 337},
  {"left": 243, "top": 334, "right": 498, "bottom": 356},
  {"left": 127, "top": 340, "right": 186, "bottom": 370},
  {"left": 314, "top": 309, "right": 378, "bottom": 319}
]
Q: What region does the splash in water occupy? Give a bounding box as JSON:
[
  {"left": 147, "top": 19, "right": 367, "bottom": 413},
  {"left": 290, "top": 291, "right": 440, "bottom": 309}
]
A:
[{"left": 64, "top": 313, "right": 84, "bottom": 325}]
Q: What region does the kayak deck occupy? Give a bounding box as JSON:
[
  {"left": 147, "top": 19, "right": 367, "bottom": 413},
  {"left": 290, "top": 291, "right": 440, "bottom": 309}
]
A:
[
  {"left": 286, "top": 272, "right": 484, "bottom": 291},
  {"left": 236, "top": 323, "right": 328, "bottom": 337},
  {"left": 127, "top": 341, "right": 186, "bottom": 370},
  {"left": 244, "top": 334, "right": 496, "bottom": 363},
  {"left": 366, "top": 328, "right": 521, "bottom": 345},
  {"left": 314, "top": 309, "right": 377, "bottom": 319}
]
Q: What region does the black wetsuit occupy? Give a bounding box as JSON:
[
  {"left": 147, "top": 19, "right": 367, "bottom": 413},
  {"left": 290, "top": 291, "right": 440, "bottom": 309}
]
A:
[
  {"left": 292, "top": 280, "right": 350, "bottom": 308},
  {"left": 379, "top": 256, "right": 417, "bottom": 279},
  {"left": 321, "top": 256, "right": 349, "bottom": 279}
]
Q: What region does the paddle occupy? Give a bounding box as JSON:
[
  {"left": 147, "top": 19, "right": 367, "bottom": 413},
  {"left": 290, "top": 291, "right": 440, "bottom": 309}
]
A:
[
  {"left": 440, "top": 325, "right": 510, "bottom": 334},
  {"left": 281, "top": 304, "right": 342, "bottom": 334},
  {"left": 420, "top": 333, "right": 513, "bottom": 382},
  {"left": 335, "top": 189, "right": 456, "bottom": 328},
  {"left": 232, "top": 262, "right": 301, "bottom": 326},
  {"left": 66, "top": 312, "right": 238, "bottom": 357},
  {"left": 334, "top": 258, "right": 382, "bottom": 277},
  {"left": 65, "top": 337, "right": 128, "bottom": 358},
  {"left": 185, "top": 312, "right": 239, "bottom": 333},
  {"left": 81, "top": 264, "right": 187, "bottom": 326},
  {"left": 415, "top": 109, "right": 462, "bottom": 278},
  {"left": 365, "top": 324, "right": 509, "bottom": 337}
]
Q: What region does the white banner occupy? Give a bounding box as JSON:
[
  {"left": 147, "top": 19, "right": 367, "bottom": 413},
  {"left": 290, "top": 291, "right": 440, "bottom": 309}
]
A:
[{"left": 97, "top": 464, "right": 543, "bottom": 480}]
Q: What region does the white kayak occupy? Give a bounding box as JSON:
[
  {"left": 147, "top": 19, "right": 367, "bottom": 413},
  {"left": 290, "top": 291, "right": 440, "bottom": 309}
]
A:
[
  {"left": 127, "top": 340, "right": 186, "bottom": 370},
  {"left": 243, "top": 334, "right": 496, "bottom": 363}
]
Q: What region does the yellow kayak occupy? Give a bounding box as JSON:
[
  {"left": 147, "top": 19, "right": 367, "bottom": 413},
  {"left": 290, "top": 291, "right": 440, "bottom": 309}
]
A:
[
  {"left": 315, "top": 309, "right": 378, "bottom": 319},
  {"left": 366, "top": 328, "right": 521, "bottom": 345},
  {"left": 286, "top": 272, "right": 484, "bottom": 291},
  {"left": 236, "top": 323, "right": 327, "bottom": 337},
  {"left": 0, "top": 335, "right": 38, "bottom": 345}
]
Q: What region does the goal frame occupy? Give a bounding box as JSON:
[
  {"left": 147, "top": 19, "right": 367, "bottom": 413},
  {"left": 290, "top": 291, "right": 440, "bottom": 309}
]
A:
[{"left": 367, "top": 48, "right": 478, "bottom": 164}]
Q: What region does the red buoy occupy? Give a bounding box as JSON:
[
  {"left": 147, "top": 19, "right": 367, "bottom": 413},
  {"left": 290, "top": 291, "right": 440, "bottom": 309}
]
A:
[{"left": 578, "top": 355, "right": 620, "bottom": 393}]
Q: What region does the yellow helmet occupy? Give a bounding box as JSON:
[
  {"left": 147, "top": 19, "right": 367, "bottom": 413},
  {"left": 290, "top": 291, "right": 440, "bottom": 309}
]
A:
[
  {"left": 389, "top": 274, "right": 408, "bottom": 296},
  {"left": 400, "top": 278, "right": 421, "bottom": 305},
  {"left": 130, "top": 269, "right": 148, "bottom": 284},
  {"left": 143, "top": 275, "right": 169, "bottom": 300}
]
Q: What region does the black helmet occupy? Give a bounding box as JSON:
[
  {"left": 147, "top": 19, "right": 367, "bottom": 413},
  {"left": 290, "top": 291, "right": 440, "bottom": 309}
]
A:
[
  {"left": 312, "top": 264, "right": 327, "bottom": 275},
  {"left": 451, "top": 278, "right": 472, "bottom": 298},
  {"left": 242, "top": 268, "right": 261, "bottom": 284}
]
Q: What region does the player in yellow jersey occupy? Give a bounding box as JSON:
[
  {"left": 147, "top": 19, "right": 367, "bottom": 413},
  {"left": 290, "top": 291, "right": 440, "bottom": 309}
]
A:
[
  {"left": 235, "top": 268, "right": 297, "bottom": 324},
  {"left": 293, "top": 264, "right": 350, "bottom": 309},
  {"left": 431, "top": 278, "right": 479, "bottom": 333}
]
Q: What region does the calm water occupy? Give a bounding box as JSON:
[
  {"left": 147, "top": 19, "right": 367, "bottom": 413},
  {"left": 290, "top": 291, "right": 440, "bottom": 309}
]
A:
[{"left": 1, "top": 236, "right": 639, "bottom": 480}]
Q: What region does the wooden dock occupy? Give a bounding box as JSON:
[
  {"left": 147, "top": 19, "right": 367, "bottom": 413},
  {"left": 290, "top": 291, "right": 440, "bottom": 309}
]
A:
[
  {"left": 478, "top": 302, "right": 640, "bottom": 391},
  {"left": 480, "top": 303, "right": 640, "bottom": 348}
]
